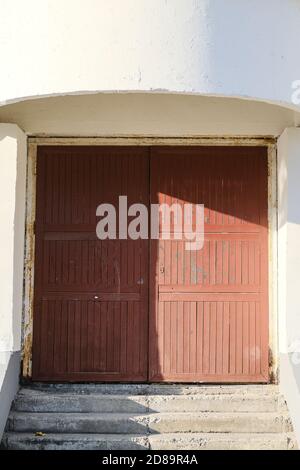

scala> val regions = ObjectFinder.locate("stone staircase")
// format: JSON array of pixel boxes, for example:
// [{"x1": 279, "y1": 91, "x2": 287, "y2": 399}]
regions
[{"x1": 1, "y1": 384, "x2": 297, "y2": 450}]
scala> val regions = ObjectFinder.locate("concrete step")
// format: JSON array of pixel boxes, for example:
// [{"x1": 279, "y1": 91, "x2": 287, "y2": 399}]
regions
[
  {"x1": 23, "y1": 383, "x2": 280, "y2": 396},
  {"x1": 2, "y1": 431, "x2": 297, "y2": 450},
  {"x1": 13, "y1": 389, "x2": 286, "y2": 413},
  {"x1": 2, "y1": 385, "x2": 296, "y2": 450},
  {"x1": 7, "y1": 411, "x2": 293, "y2": 434},
  {"x1": 150, "y1": 432, "x2": 298, "y2": 450}
]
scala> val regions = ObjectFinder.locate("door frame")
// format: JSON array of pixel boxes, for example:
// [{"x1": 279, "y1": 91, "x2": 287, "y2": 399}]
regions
[{"x1": 22, "y1": 136, "x2": 278, "y2": 383}]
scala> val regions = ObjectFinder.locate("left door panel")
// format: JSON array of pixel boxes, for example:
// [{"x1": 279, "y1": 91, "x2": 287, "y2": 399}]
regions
[{"x1": 32, "y1": 146, "x2": 149, "y2": 381}]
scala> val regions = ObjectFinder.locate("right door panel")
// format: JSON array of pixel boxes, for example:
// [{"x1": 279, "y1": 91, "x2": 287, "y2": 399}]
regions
[{"x1": 149, "y1": 146, "x2": 269, "y2": 383}]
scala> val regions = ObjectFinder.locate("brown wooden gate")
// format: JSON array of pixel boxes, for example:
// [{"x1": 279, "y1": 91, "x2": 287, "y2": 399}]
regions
[
  {"x1": 32, "y1": 146, "x2": 149, "y2": 381},
  {"x1": 149, "y1": 146, "x2": 269, "y2": 382},
  {"x1": 32, "y1": 145, "x2": 269, "y2": 383}
]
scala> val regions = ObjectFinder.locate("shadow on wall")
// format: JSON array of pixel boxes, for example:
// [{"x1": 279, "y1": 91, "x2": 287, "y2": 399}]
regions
[{"x1": 0, "y1": 351, "x2": 20, "y2": 439}]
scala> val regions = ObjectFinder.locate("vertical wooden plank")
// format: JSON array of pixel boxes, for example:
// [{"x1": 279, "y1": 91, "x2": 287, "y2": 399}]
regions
[
  {"x1": 87, "y1": 300, "x2": 95, "y2": 371},
  {"x1": 216, "y1": 240, "x2": 223, "y2": 285},
  {"x1": 61, "y1": 299, "x2": 68, "y2": 374},
  {"x1": 241, "y1": 241, "x2": 249, "y2": 285},
  {"x1": 67, "y1": 300, "x2": 75, "y2": 372},
  {"x1": 223, "y1": 240, "x2": 229, "y2": 286},
  {"x1": 203, "y1": 302, "x2": 210, "y2": 374},
  {"x1": 73, "y1": 300, "x2": 81, "y2": 372},
  {"x1": 119, "y1": 301, "x2": 127, "y2": 374},
  {"x1": 93, "y1": 300, "x2": 101, "y2": 371},
  {"x1": 164, "y1": 301, "x2": 171, "y2": 374},
  {"x1": 170, "y1": 301, "x2": 177, "y2": 374},
  {"x1": 222, "y1": 301, "x2": 230, "y2": 374},
  {"x1": 249, "y1": 301, "x2": 256, "y2": 375},
  {"x1": 229, "y1": 302, "x2": 236, "y2": 374},
  {"x1": 210, "y1": 240, "x2": 216, "y2": 286},
  {"x1": 171, "y1": 240, "x2": 178, "y2": 285},
  {"x1": 165, "y1": 240, "x2": 171, "y2": 286},
  {"x1": 126, "y1": 300, "x2": 134, "y2": 375},
  {"x1": 248, "y1": 241, "x2": 255, "y2": 287},
  {"x1": 133, "y1": 301, "x2": 141, "y2": 374},
  {"x1": 255, "y1": 301, "x2": 261, "y2": 375},
  {"x1": 177, "y1": 301, "x2": 184, "y2": 373},
  {"x1": 190, "y1": 301, "x2": 197, "y2": 374},
  {"x1": 177, "y1": 240, "x2": 184, "y2": 285},
  {"x1": 203, "y1": 239, "x2": 210, "y2": 286},
  {"x1": 236, "y1": 302, "x2": 243, "y2": 375},
  {"x1": 196, "y1": 301, "x2": 204, "y2": 374},
  {"x1": 38, "y1": 300, "x2": 48, "y2": 373},
  {"x1": 46, "y1": 300, "x2": 55, "y2": 375},
  {"x1": 209, "y1": 302, "x2": 217, "y2": 374},
  {"x1": 80, "y1": 300, "x2": 88, "y2": 371},
  {"x1": 183, "y1": 302, "x2": 190, "y2": 373},
  {"x1": 184, "y1": 245, "x2": 191, "y2": 286},
  {"x1": 243, "y1": 302, "x2": 250, "y2": 375},
  {"x1": 216, "y1": 302, "x2": 223, "y2": 375},
  {"x1": 229, "y1": 239, "x2": 236, "y2": 285},
  {"x1": 236, "y1": 240, "x2": 242, "y2": 286}
]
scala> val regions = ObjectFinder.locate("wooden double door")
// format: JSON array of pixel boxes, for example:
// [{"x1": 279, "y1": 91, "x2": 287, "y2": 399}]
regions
[{"x1": 32, "y1": 145, "x2": 269, "y2": 383}]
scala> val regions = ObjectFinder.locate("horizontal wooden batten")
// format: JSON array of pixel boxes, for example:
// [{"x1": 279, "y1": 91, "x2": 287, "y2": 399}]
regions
[
  {"x1": 159, "y1": 285, "x2": 261, "y2": 293},
  {"x1": 159, "y1": 293, "x2": 261, "y2": 301},
  {"x1": 41, "y1": 293, "x2": 143, "y2": 301},
  {"x1": 31, "y1": 373, "x2": 148, "y2": 382},
  {"x1": 160, "y1": 227, "x2": 261, "y2": 235},
  {"x1": 43, "y1": 232, "x2": 99, "y2": 240},
  {"x1": 150, "y1": 374, "x2": 268, "y2": 383},
  {"x1": 41, "y1": 229, "x2": 262, "y2": 238}
]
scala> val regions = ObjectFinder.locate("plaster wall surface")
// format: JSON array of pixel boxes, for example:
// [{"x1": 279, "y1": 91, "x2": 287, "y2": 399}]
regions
[
  {"x1": 1, "y1": 0, "x2": 300, "y2": 112},
  {"x1": 0, "y1": 124, "x2": 26, "y2": 439},
  {"x1": 278, "y1": 128, "x2": 300, "y2": 445},
  {"x1": 0, "y1": 94, "x2": 297, "y2": 138}
]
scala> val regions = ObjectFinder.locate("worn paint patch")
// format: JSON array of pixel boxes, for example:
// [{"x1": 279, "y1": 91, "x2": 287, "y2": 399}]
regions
[{"x1": 22, "y1": 143, "x2": 36, "y2": 378}]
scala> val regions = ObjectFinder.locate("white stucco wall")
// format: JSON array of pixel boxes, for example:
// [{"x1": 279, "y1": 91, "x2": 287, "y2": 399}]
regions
[
  {"x1": 278, "y1": 128, "x2": 300, "y2": 444},
  {"x1": 1, "y1": 0, "x2": 300, "y2": 447},
  {"x1": 0, "y1": 125, "x2": 27, "y2": 353},
  {"x1": 1, "y1": 0, "x2": 300, "y2": 111},
  {"x1": 0, "y1": 124, "x2": 26, "y2": 439}
]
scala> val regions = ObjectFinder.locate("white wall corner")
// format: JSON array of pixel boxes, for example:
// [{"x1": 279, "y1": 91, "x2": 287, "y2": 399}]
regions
[
  {"x1": 0, "y1": 124, "x2": 27, "y2": 354},
  {"x1": 278, "y1": 127, "x2": 300, "y2": 445},
  {"x1": 0, "y1": 124, "x2": 26, "y2": 440}
]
